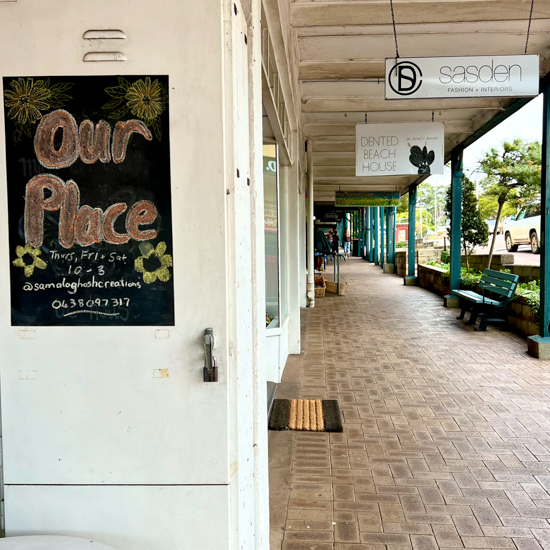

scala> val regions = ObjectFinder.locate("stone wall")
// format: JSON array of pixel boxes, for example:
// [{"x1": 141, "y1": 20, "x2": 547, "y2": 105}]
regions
[
  {"x1": 396, "y1": 249, "x2": 445, "y2": 277},
  {"x1": 418, "y1": 264, "x2": 450, "y2": 297},
  {"x1": 507, "y1": 296, "x2": 539, "y2": 337},
  {"x1": 463, "y1": 253, "x2": 515, "y2": 272},
  {"x1": 396, "y1": 250, "x2": 407, "y2": 277},
  {"x1": 506, "y1": 264, "x2": 540, "y2": 284}
]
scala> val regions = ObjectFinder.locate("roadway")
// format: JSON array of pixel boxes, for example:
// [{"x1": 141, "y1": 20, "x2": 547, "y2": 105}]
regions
[{"x1": 476, "y1": 234, "x2": 541, "y2": 266}]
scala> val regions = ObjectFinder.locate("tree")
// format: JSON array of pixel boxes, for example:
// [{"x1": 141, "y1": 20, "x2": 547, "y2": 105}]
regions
[
  {"x1": 478, "y1": 193, "x2": 517, "y2": 221},
  {"x1": 445, "y1": 175, "x2": 489, "y2": 271},
  {"x1": 478, "y1": 139, "x2": 541, "y2": 267}
]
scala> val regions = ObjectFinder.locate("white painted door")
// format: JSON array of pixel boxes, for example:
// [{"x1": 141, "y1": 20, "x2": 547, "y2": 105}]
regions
[{"x1": 0, "y1": 1, "x2": 252, "y2": 545}]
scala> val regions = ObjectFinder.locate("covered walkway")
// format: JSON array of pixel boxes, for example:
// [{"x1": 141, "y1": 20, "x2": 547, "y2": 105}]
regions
[{"x1": 270, "y1": 258, "x2": 550, "y2": 550}]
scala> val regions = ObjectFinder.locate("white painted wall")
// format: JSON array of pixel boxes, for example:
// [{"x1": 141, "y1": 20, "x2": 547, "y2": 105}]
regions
[
  {"x1": 287, "y1": 131, "x2": 303, "y2": 355},
  {"x1": 0, "y1": 1, "x2": 267, "y2": 548},
  {"x1": 241, "y1": 0, "x2": 270, "y2": 547}
]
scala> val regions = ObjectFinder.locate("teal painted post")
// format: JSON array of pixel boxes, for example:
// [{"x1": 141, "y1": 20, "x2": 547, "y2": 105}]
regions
[
  {"x1": 392, "y1": 206, "x2": 397, "y2": 263},
  {"x1": 538, "y1": 78, "x2": 549, "y2": 339},
  {"x1": 387, "y1": 207, "x2": 396, "y2": 265},
  {"x1": 407, "y1": 186, "x2": 417, "y2": 279},
  {"x1": 363, "y1": 208, "x2": 367, "y2": 257},
  {"x1": 366, "y1": 208, "x2": 372, "y2": 260},
  {"x1": 380, "y1": 206, "x2": 385, "y2": 269},
  {"x1": 370, "y1": 208, "x2": 375, "y2": 262},
  {"x1": 374, "y1": 207, "x2": 380, "y2": 265},
  {"x1": 359, "y1": 209, "x2": 363, "y2": 257},
  {"x1": 361, "y1": 208, "x2": 365, "y2": 257},
  {"x1": 449, "y1": 148, "x2": 463, "y2": 297}
]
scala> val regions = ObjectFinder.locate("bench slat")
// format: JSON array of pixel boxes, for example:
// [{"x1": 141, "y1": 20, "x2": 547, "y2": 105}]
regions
[
  {"x1": 480, "y1": 274, "x2": 517, "y2": 290},
  {"x1": 479, "y1": 283, "x2": 513, "y2": 298},
  {"x1": 483, "y1": 269, "x2": 519, "y2": 283},
  {"x1": 452, "y1": 290, "x2": 499, "y2": 305}
]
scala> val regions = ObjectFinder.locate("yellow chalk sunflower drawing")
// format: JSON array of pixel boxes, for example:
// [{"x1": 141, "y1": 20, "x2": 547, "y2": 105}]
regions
[
  {"x1": 134, "y1": 241, "x2": 172, "y2": 284},
  {"x1": 4, "y1": 77, "x2": 74, "y2": 142},
  {"x1": 12, "y1": 244, "x2": 47, "y2": 277},
  {"x1": 4, "y1": 78, "x2": 50, "y2": 126},
  {"x1": 126, "y1": 77, "x2": 166, "y2": 125}
]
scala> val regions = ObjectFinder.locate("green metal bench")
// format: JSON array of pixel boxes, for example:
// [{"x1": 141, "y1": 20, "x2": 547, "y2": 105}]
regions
[{"x1": 453, "y1": 268, "x2": 519, "y2": 331}]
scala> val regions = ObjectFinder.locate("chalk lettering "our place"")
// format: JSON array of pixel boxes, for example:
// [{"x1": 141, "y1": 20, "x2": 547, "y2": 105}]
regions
[{"x1": 25, "y1": 109, "x2": 157, "y2": 249}]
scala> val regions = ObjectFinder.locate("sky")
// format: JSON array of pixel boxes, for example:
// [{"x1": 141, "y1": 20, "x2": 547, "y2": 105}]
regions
[
  {"x1": 424, "y1": 94, "x2": 543, "y2": 187},
  {"x1": 463, "y1": 94, "x2": 543, "y2": 177}
]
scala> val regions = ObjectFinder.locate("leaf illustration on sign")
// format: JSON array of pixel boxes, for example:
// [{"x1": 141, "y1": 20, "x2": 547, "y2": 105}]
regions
[{"x1": 409, "y1": 145, "x2": 435, "y2": 175}]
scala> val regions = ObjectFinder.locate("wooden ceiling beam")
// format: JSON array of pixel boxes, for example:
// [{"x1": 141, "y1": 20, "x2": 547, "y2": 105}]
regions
[
  {"x1": 303, "y1": 121, "x2": 471, "y2": 137},
  {"x1": 291, "y1": 1, "x2": 549, "y2": 28},
  {"x1": 296, "y1": 19, "x2": 550, "y2": 38},
  {"x1": 301, "y1": 97, "x2": 506, "y2": 113}
]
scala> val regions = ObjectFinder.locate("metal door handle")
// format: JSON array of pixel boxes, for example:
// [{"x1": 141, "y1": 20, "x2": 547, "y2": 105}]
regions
[{"x1": 203, "y1": 327, "x2": 218, "y2": 382}]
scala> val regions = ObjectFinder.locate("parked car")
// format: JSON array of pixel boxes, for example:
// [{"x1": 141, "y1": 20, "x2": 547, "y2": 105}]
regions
[
  {"x1": 486, "y1": 219, "x2": 502, "y2": 235},
  {"x1": 503, "y1": 202, "x2": 541, "y2": 254}
]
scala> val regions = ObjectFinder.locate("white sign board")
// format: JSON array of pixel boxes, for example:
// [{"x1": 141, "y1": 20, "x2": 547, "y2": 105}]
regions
[
  {"x1": 385, "y1": 55, "x2": 539, "y2": 99},
  {"x1": 355, "y1": 122, "x2": 444, "y2": 177}
]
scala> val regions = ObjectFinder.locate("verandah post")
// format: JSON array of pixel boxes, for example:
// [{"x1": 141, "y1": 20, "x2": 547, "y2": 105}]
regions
[
  {"x1": 528, "y1": 76, "x2": 550, "y2": 358},
  {"x1": 384, "y1": 206, "x2": 396, "y2": 273},
  {"x1": 374, "y1": 207, "x2": 380, "y2": 265},
  {"x1": 444, "y1": 148, "x2": 463, "y2": 308},
  {"x1": 380, "y1": 206, "x2": 385, "y2": 269},
  {"x1": 405, "y1": 186, "x2": 417, "y2": 285},
  {"x1": 365, "y1": 206, "x2": 372, "y2": 261}
]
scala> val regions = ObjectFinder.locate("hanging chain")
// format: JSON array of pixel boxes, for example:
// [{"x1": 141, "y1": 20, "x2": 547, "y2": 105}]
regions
[
  {"x1": 389, "y1": 0, "x2": 400, "y2": 58},
  {"x1": 525, "y1": 0, "x2": 535, "y2": 54}
]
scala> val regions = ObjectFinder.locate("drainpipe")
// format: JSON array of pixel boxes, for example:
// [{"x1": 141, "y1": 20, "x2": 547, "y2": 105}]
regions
[
  {"x1": 444, "y1": 148, "x2": 463, "y2": 308},
  {"x1": 528, "y1": 76, "x2": 550, "y2": 358},
  {"x1": 307, "y1": 140, "x2": 315, "y2": 308},
  {"x1": 405, "y1": 186, "x2": 417, "y2": 285}
]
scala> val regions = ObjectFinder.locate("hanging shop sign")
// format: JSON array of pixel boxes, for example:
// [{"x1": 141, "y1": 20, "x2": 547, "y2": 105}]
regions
[
  {"x1": 335, "y1": 191, "x2": 400, "y2": 207},
  {"x1": 385, "y1": 55, "x2": 539, "y2": 100},
  {"x1": 3, "y1": 75, "x2": 175, "y2": 326},
  {"x1": 355, "y1": 122, "x2": 444, "y2": 177}
]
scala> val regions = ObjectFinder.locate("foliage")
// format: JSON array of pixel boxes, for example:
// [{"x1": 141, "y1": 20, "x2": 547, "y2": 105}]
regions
[
  {"x1": 515, "y1": 279, "x2": 541, "y2": 319},
  {"x1": 417, "y1": 182, "x2": 448, "y2": 233},
  {"x1": 478, "y1": 194, "x2": 517, "y2": 220},
  {"x1": 478, "y1": 139, "x2": 541, "y2": 266},
  {"x1": 440, "y1": 250, "x2": 450, "y2": 263},
  {"x1": 444, "y1": 175, "x2": 489, "y2": 270},
  {"x1": 396, "y1": 241, "x2": 407, "y2": 248},
  {"x1": 480, "y1": 139, "x2": 541, "y2": 204},
  {"x1": 397, "y1": 194, "x2": 409, "y2": 215}
]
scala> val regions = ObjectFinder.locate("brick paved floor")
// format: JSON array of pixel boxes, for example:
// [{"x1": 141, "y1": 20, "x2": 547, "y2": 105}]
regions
[{"x1": 269, "y1": 258, "x2": 550, "y2": 550}]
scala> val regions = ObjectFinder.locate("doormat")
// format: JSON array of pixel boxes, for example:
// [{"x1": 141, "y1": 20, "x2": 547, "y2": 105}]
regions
[{"x1": 269, "y1": 399, "x2": 343, "y2": 432}]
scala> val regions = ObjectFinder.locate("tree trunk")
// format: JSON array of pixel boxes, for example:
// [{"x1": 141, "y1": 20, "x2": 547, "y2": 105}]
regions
[{"x1": 487, "y1": 200, "x2": 505, "y2": 269}]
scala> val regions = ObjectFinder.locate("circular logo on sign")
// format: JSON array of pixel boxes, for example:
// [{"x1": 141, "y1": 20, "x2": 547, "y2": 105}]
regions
[{"x1": 388, "y1": 61, "x2": 423, "y2": 96}]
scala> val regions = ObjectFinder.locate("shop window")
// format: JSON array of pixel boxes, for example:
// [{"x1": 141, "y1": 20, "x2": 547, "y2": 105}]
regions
[{"x1": 264, "y1": 144, "x2": 280, "y2": 328}]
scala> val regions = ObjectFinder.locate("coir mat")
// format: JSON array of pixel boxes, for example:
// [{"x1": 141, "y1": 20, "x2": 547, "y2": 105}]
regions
[{"x1": 269, "y1": 399, "x2": 343, "y2": 432}]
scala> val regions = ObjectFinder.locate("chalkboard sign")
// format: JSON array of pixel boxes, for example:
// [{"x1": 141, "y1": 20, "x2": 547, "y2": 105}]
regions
[{"x1": 3, "y1": 75, "x2": 175, "y2": 325}]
